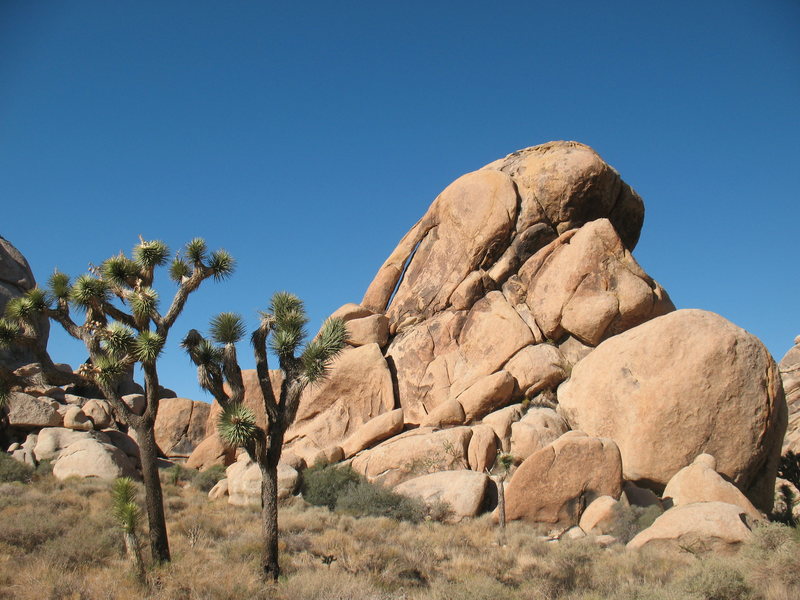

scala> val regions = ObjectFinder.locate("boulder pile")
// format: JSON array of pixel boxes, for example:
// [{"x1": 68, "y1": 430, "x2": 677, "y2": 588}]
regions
[{"x1": 3, "y1": 142, "x2": 791, "y2": 553}]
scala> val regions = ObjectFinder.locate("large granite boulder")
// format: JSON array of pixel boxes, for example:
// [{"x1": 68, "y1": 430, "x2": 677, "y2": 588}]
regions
[
  {"x1": 504, "y1": 431, "x2": 623, "y2": 526},
  {"x1": 52, "y1": 438, "x2": 138, "y2": 480},
  {"x1": 6, "y1": 392, "x2": 62, "y2": 428},
  {"x1": 0, "y1": 237, "x2": 49, "y2": 370},
  {"x1": 558, "y1": 309, "x2": 787, "y2": 512},
  {"x1": 394, "y1": 470, "x2": 490, "y2": 520},
  {"x1": 225, "y1": 453, "x2": 299, "y2": 505},
  {"x1": 779, "y1": 336, "x2": 800, "y2": 453},
  {"x1": 627, "y1": 502, "x2": 754, "y2": 555},
  {"x1": 154, "y1": 397, "x2": 211, "y2": 458}
]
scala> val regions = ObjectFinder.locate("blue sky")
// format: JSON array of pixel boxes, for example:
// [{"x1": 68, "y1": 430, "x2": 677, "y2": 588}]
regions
[{"x1": 2, "y1": 1, "x2": 798, "y2": 400}]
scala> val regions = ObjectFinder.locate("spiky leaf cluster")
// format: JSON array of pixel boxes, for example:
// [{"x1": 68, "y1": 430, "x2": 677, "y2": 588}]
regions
[
  {"x1": 210, "y1": 312, "x2": 245, "y2": 345},
  {"x1": 134, "y1": 331, "x2": 165, "y2": 363},
  {"x1": 301, "y1": 317, "x2": 346, "y2": 383},
  {"x1": 94, "y1": 355, "x2": 126, "y2": 386},
  {"x1": 102, "y1": 322, "x2": 136, "y2": 358},
  {"x1": 130, "y1": 288, "x2": 159, "y2": 320},
  {"x1": 4, "y1": 289, "x2": 49, "y2": 325},
  {"x1": 269, "y1": 292, "x2": 308, "y2": 358},
  {"x1": 102, "y1": 255, "x2": 140, "y2": 288},
  {"x1": 218, "y1": 403, "x2": 258, "y2": 448},
  {"x1": 70, "y1": 275, "x2": 110, "y2": 308},
  {"x1": 133, "y1": 240, "x2": 169, "y2": 270},
  {"x1": 497, "y1": 452, "x2": 515, "y2": 474},
  {"x1": 208, "y1": 249, "x2": 235, "y2": 281},
  {"x1": 185, "y1": 238, "x2": 207, "y2": 264},
  {"x1": 111, "y1": 477, "x2": 140, "y2": 534},
  {"x1": 0, "y1": 319, "x2": 18, "y2": 348},
  {"x1": 169, "y1": 257, "x2": 191, "y2": 282},
  {"x1": 48, "y1": 271, "x2": 71, "y2": 300}
]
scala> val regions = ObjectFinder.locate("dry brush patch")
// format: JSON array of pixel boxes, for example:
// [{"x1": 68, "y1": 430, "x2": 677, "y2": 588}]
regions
[{"x1": 1, "y1": 474, "x2": 799, "y2": 600}]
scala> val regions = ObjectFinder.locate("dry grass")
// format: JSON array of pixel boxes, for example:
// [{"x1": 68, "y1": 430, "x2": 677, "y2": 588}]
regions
[{"x1": 1, "y1": 475, "x2": 799, "y2": 600}]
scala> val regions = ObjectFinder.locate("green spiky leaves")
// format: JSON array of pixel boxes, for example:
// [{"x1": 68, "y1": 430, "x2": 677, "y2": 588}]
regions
[
  {"x1": 48, "y1": 270, "x2": 72, "y2": 301},
  {"x1": 217, "y1": 403, "x2": 258, "y2": 448},
  {"x1": 70, "y1": 275, "x2": 110, "y2": 308},
  {"x1": 0, "y1": 319, "x2": 18, "y2": 348},
  {"x1": 268, "y1": 292, "x2": 308, "y2": 358},
  {"x1": 301, "y1": 317, "x2": 346, "y2": 384},
  {"x1": 102, "y1": 322, "x2": 136, "y2": 358},
  {"x1": 210, "y1": 312, "x2": 245, "y2": 345},
  {"x1": 133, "y1": 239, "x2": 169, "y2": 270},
  {"x1": 130, "y1": 287, "x2": 159, "y2": 320},
  {"x1": 185, "y1": 238, "x2": 208, "y2": 264},
  {"x1": 169, "y1": 257, "x2": 191, "y2": 283},
  {"x1": 208, "y1": 249, "x2": 235, "y2": 281},
  {"x1": 134, "y1": 330, "x2": 164, "y2": 363},
  {"x1": 111, "y1": 477, "x2": 140, "y2": 534},
  {"x1": 102, "y1": 254, "x2": 140, "y2": 288},
  {"x1": 94, "y1": 355, "x2": 126, "y2": 386}
]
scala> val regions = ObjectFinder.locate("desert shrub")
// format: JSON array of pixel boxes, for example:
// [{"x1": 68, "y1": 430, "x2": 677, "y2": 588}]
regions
[
  {"x1": 33, "y1": 458, "x2": 53, "y2": 479},
  {"x1": 609, "y1": 503, "x2": 664, "y2": 543},
  {"x1": 0, "y1": 452, "x2": 33, "y2": 483},
  {"x1": 163, "y1": 463, "x2": 194, "y2": 486},
  {"x1": 678, "y1": 557, "x2": 754, "y2": 600},
  {"x1": 770, "y1": 483, "x2": 797, "y2": 527},
  {"x1": 192, "y1": 464, "x2": 227, "y2": 492},
  {"x1": 335, "y1": 480, "x2": 425, "y2": 523},
  {"x1": 301, "y1": 464, "x2": 362, "y2": 510}
]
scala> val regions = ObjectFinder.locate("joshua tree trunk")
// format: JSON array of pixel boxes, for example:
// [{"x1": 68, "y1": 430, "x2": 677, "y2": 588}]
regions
[
  {"x1": 135, "y1": 423, "x2": 171, "y2": 563},
  {"x1": 495, "y1": 475, "x2": 507, "y2": 546},
  {"x1": 122, "y1": 530, "x2": 146, "y2": 582},
  {"x1": 259, "y1": 458, "x2": 280, "y2": 582}
]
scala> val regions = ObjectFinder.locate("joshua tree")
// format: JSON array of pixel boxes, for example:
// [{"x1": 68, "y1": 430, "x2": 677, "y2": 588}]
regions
[
  {"x1": 0, "y1": 237, "x2": 233, "y2": 563},
  {"x1": 112, "y1": 477, "x2": 146, "y2": 581},
  {"x1": 182, "y1": 292, "x2": 346, "y2": 581},
  {"x1": 492, "y1": 451, "x2": 515, "y2": 545}
]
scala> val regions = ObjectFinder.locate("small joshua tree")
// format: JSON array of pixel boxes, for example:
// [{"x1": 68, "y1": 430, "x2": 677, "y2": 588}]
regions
[
  {"x1": 183, "y1": 292, "x2": 346, "y2": 581},
  {"x1": 493, "y1": 451, "x2": 515, "y2": 544},
  {"x1": 0, "y1": 237, "x2": 233, "y2": 563},
  {"x1": 112, "y1": 477, "x2": 145, "y2": 581}
]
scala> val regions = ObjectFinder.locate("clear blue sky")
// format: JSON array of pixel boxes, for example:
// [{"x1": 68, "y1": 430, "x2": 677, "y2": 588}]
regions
[{"x1": 2, "y1": 1, "x2": 798, "y2": 400}]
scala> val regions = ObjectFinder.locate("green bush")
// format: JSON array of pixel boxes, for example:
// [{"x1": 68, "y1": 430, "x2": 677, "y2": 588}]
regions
[
  {"x1": 163, "y1": 463, "x2": 194, "y2": 486},
  {"x1": 0, "y1": 451, "x2": 33, "y2": 483},
  {"x1": 301, "y1": 464, "x2": 362, "y2": 510},
  {"x1": 335, "y1": 481, "x2": 425, "y2": 523},
  {"x1": 193, "y1": 464, "x2": 227, "y2": 492}
]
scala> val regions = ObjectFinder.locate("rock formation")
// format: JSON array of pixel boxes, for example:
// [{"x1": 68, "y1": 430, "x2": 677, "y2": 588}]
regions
[{"x1": 3, "y1": 141, "x2": 790, "y2": 551}]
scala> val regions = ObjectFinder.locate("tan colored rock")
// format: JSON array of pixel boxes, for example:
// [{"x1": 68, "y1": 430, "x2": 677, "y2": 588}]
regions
[
  {"x1": 102, "y1": 430, "x2": 140, "y2": 464},
  {"x1": 504, "y1": 431, "x2": 623, "y2": 526},
  {"x1": 518, "y1": 219, "x2": 673, "y2": 345},
  {"x1": 208, "y1": 478, "x2": 228, "y2": 500},
  {"x1": 558, "y1": 309, "x2": 787, "y2": 513},
  {"x1": 386, "y1": 292, "x2": 532, "y2": 425},
  {"x1": 394, "y1": 470, "x2": 490, "y2": 520},
  {"x1": 509, "y1": 407, "x2": 569, "y2": 462},
  {"x1": 371, "y1": 170, "x2": 519, "y2": 330},
  {"x1": 420, "y1": 398, "x2": 465, "y2": 428},
  {"x1": 579, "y1": 495, "x2": 622, "y2": 535},
  {"x1": 482, "y1": 404, "x2": 523, "y2": 452},
  {"x1": 346, "y1": 314, "x2": 389, "y2": 347},
  {"x1": 779, "y1": 340, "x2": 800, "y2": 452},
  {"x1": 154, "y1": 397, "x2": 211, "y2": 458},
  {"x1": 308, "y1": 446, "x2": 344, "y2": 468},
  {"x1": 330, "y1": 303, "x2": 374, "y2": 322},
  {"x1": 455, "y1": 371, "x2": 515, "y2": 422},
  {"x1": 33, "y1": 427, "x2": 97, "y2": 462},
  {"x1": 207, "y1": 369, "x2": 283, "y2": 435},
  {"x1": 482, "y1": 141, "x2": 644, "y2": 249},
  {"x1": 340, "y1": 408, "x2": 404, "y2": 459},
  {"x1": 286, "y1": 344, "x2": 396, "y2": 453},
  {"x1": 351, "y1": 427, "x2": 472, "y2": 487},
  {"x1": 121, "y1": 393, "x2": 145, "y2": 416},
  {"x1": 504, "y1": 344, "x2": 569, "y2": 397},
  {"x1": 52, "y1": 438, "x2": 138, "y2": 480},
  {"x1": 226, "y1": 454, "x2": 299, "y2": 505},
  {"x1": 6, "y1": 392, "x2": 62, "y2": 428},
  {"x1": 63, "y1": 406, "x2": 93, "y2": 431},
  {"x1": 468, "y1": 424, "x2": 498, "y2": 472},
  {"x1": 82, "y1": 399, "x2": 113, "y2": 429},
  {"x1": 662, "y1": 454, "x2": 763, "y2": 522},
  {"x1": 627, "y1": 502, "x2": 753, "y2": 554},
  {"x1": 186, "y1": 433, "x2": 236, "y2": 471}
]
